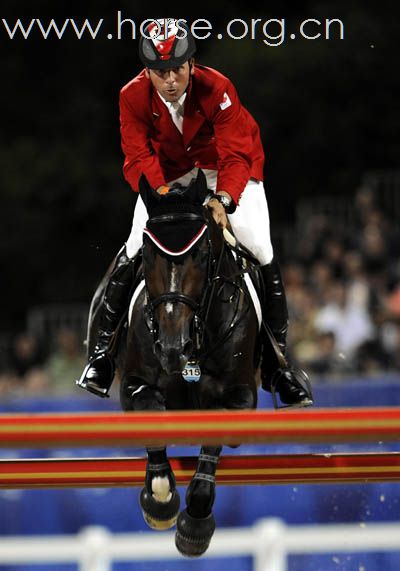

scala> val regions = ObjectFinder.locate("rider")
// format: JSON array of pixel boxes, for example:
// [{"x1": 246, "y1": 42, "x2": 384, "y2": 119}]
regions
[{"x1": 77, "y1": 18, "x2": 313, "y2": 407}]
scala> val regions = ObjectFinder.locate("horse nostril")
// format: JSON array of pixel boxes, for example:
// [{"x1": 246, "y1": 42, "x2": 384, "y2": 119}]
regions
[
  {"x1": 183, "y1": 340, "x2": 193, "y2": 357},
  {"x1": 154, "y1": 340, "x2": 162, "y2": 357}
]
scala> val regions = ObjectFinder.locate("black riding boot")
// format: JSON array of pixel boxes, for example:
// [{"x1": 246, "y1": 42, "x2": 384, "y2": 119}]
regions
[
  {"x1": 77, "y1": 246, "x2": 135, "y2": 398},
  {"x1": 259, "y1": 260, "x2": 313, "y2": 408}
]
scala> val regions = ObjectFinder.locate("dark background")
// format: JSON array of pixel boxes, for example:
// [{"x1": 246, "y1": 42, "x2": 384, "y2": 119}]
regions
[{"x1": 0, "y1": 1, "x2": 399, "y2": 332}]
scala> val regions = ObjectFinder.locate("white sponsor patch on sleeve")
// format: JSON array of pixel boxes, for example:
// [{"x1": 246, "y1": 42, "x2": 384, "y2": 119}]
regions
[{"x1": 219, "y1": 92, "x2": 232, "y2": 110}]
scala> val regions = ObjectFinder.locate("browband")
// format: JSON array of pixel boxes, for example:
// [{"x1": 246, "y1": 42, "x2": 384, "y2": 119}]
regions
[{"x1": 148, "y1": 213, "x2": 205, "y2": 224}]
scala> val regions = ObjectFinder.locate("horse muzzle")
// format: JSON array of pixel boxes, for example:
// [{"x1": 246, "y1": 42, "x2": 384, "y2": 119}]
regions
[{"x1": 154, "y1": 340, "x2": 194, "y2": 375}]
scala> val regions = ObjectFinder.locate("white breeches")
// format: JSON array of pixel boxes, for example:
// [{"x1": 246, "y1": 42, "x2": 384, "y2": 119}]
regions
[{"x1": 125, "y1": 168, "x2": 274, "y2": 265}]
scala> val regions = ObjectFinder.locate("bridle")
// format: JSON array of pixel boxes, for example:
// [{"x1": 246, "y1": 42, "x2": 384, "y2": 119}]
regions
[{"x1": 143, "y1": 211, "x2": 225, "y2": 357}]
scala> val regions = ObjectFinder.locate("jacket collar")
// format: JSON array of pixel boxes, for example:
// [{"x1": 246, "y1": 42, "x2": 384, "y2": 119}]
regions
[
  {"x1": 157, "y1": 91, "x2": 187, "y2": 111},
  {"x1": 182, "y1": 79, "x2": 206, "y2": 145}
]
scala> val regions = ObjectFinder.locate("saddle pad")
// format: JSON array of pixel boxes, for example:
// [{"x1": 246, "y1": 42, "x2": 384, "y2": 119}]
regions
[
  {"x1": 128, "y1": 280, "x2": 145, "y2": 325},
  {"x1": 223, "y1": 230, "x2": 262, "y2": 329},
  {"x1": 243, "y1": 273, "x2": 262, "y2": 329}
]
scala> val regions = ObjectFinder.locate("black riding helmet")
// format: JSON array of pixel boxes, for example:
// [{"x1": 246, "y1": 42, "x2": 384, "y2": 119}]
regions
[{"x1": 139, "y1": 19, "x2": 196, "y2": 70}]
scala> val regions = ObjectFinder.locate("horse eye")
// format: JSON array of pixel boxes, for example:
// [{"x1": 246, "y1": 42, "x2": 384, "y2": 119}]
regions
[{"x1": 198, "y1": 250, "x2": 209, "y2": 263}]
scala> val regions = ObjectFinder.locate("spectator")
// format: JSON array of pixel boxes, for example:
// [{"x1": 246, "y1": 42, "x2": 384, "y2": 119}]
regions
[
  {"x1": 354, "y1": 186, "x2": 376, "y2": 228},
  {"x1": 358, "y1": 222, "x2": 389, "y2": 276},
  {"x1": 385, "y1": 282, "x2": 400, "y2": 319},
  {"x1": 0, "y1": 332, "x2": 49, "y2": 397},
  {"x1": 385, "y1": 322, "x2": 400, "y2": 371},
  {"x1": 9, "y1": 332, "x2": 45, "y2": 378},
  {"x1": 296, "y1": 213, "x2": 334, "y2": 265},
  {"x1": 342, "y1": 251, "x2": 372, "y2": 312},
  {"x1": 306, "y1": 331, "x2": 342, "y2": 376},
  {"x1": 309, "y1": 259, "x2": 335, "y2": 305},
  {"x1": 313, "y1": 281, "x2": 375, "y2": 364},
  {"x1": 322, "y1": 238, "x2": 346, "y2": 280},
  {"x1": 355, "y1": 339, "x2": 391, "y2": 375},
  {"x1": 45, "y1": 328, "x2": 85, "y2": 395}
]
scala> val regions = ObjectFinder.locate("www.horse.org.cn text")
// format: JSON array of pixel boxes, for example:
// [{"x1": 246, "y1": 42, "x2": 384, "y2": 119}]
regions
[{"x1": 1, "y1": 14, "x2": 345, "y2": 46}]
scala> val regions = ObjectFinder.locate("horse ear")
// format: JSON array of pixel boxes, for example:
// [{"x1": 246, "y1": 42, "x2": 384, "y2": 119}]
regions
[
  {"x1": 195, "y1": 169, "x2": 209, "y2": 203},
  {"x1": 185, "y1": 169, "x2": 209, "y2": 204},
  {"x1": 138, "y1": 174, "x2": 161, "y2": 213}
]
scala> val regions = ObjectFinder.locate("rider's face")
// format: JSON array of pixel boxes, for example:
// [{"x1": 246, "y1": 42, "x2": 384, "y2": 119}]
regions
[{"x1": 145, "y1": 61, "x2": 193, "y2": 102}]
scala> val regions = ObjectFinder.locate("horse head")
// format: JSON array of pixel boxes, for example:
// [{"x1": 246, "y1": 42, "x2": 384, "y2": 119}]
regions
[{"x1": 139, "y1": 170, "x2": 221, "y2": 375}]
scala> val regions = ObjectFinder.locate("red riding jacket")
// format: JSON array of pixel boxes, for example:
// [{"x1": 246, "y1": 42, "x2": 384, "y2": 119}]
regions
[{"x1": 119, "y1": 65, "x2": 265, "y2": 204}]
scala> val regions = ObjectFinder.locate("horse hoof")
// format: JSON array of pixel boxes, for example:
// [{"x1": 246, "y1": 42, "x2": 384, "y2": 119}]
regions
[
  {"x1": 139, "y1": 488, "x2": 180, "y2": 530},
  {"x1": 175, "y1": 509, "x2": 216, "y2": 557}
]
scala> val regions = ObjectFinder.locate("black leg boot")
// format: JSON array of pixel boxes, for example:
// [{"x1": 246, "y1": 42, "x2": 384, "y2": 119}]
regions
[
  {"x1": 259, "y1": 260, "x2": 313, "y2": 408},
  {"x1": 76, "y1": 246, "x2": 136, "y2": 397}
]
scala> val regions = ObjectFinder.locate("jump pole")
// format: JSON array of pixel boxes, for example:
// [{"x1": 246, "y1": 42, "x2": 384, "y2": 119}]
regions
[
  {"x1": 0, "y1": 407, "x2": 399, "y2": 448},
  {"x1": 1, "y1": 453, "x2": 399, "y2": 489}
]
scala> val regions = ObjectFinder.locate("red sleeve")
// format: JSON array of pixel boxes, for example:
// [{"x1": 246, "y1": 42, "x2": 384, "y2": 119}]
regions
[
  {"x1": 119, "y1": 91, "x2": 166, "y2": 192},
  {"x1": 211, "y1": 81, "x2": 253, "y2": 204}
]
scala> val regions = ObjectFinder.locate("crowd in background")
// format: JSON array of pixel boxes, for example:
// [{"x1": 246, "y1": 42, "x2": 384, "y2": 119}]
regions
[
  {"x1": 0, "y1": 327, "x2": 86, "y2": 398},
  {"x1": 285, "y1": 187, "x2": 400, "y2": 377},
  {"x1": 0, "y1": 187, "x2": 399, "y2": 398}
]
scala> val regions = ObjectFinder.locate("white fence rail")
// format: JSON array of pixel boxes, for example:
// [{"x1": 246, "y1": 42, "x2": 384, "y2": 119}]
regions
[{"x1": 0, "y1": 519, "x2": 399, "y2": 571}]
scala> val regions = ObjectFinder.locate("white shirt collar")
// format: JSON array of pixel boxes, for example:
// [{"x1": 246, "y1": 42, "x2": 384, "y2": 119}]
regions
[{"x1": 157, "y1": 91, "x2": 187, "y2": 110}]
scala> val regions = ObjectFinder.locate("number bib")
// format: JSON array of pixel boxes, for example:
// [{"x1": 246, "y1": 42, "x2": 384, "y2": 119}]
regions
[{"x1": 182, "y1": 361, "x2": 201, "y2": 383}]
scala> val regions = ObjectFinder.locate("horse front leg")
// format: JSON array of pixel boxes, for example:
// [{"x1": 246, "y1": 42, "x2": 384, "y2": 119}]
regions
[
  {"x1": 140, "y1": 445, "x2": 180, "y2": 530},
  {"x1": 175, "y1": 445, "x2": 222, "y2": 557},
  {"x1": 120, "y1": 377, "x2": 180, "y2": 530}
]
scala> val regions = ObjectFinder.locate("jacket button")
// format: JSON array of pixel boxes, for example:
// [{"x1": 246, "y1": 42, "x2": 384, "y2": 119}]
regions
[{"x1": 186, "y1": 146, "x2": 191, "y2": 151}]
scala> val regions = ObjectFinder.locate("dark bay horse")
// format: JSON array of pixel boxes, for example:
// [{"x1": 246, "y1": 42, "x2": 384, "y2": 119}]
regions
[{"x1": 118, "y1": 170, "x2": 260, "y2": 556}]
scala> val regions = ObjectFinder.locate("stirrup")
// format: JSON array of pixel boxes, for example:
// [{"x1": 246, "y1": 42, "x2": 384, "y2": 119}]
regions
[
  {"x1": 76, "y1": 376, "x2": 110, "y2": 398},
  {"x1": 76, "y1": 353, "x2": 115, "y2": 398},
  {"x1": 270, "y1": 368, "x2": 314, "y2": 410}
]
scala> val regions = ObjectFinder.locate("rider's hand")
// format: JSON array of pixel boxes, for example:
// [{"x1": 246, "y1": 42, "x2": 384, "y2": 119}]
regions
[
  {"x1": 156, "y1": 185, "x2": 170, "y2": 195},
  {"x1": 207, "y1": 198, "x2": 228, "y2": 229},
  {"x1": 206, "y1": 192, "x2": 231, "y2": 229}
]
